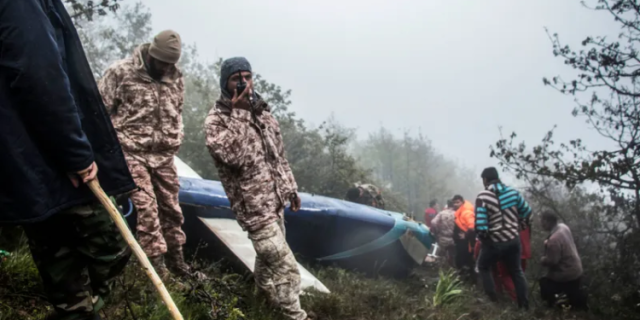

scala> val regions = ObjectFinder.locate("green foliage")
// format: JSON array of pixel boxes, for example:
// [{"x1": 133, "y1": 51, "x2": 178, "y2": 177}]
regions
[
  {"x1": 65, "y1": 0, "x2": 120, "y2": 21},
  {"x1": 76, "y1": 3, "x2": 372, "y2": 198},
  {"x1": 524, "y1": 180, "x2": 640, "y2": 319},
  {"x1": 176, "y1": 53, "x2": 222, "y2": 179},
  {"x1": 76, "y1": 2, "x2": 480, "y2": 216},
  {"x1": 490, "y1": 0, "x2": 640, "y2": 225},
  {"x1": 302, "y1": 267, "x2": 424, "y2": 319},
  {"x1": 0, "y1": 237, "x2": 608, "y2": 320},
  {"x1": 0, "y1": 230, "x2": 49, "y2": 320},
  {"x1": 353, "y1": 128, "x2": 481, "y2": 218},
  {"x1": 490, "y1": 1, "x2": 640, "y2": 317},
  {"x1": 432, "y1": 269, "x2": 463, "y2": 307},
  {"x1": 76, "y1": 2, "x2": 152, "y2": 78},
  {"x1": 102, "y1": 260, "x2": 246, "y2": 320}
]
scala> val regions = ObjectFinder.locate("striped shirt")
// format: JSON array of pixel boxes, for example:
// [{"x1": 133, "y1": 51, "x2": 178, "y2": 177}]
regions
[{"x1": 475, "y1": 182, "x2": 532, "y2": 243}]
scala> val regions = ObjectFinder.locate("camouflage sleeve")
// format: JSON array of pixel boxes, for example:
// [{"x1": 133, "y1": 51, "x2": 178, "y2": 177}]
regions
[
  {"x1": 177, "y1": 76, "x2": 185, "y2": 141},
  {"x1": 204, "y1": 117, "x2": 245, "y2": 169},
  {"x1": 97, "y1": 66, "x2": 120, "y2": 115},
  {"x1": 176, "y1": 76, "x2": 185, "y2": 114},
  {"x1": 273, "y1": 118, "x2": 298, "y2": 192}
]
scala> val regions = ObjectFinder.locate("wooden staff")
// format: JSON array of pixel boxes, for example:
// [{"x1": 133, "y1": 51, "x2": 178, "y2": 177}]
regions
[{"x1": 84, "y1": 178, "x2": 184, "y2": 320}]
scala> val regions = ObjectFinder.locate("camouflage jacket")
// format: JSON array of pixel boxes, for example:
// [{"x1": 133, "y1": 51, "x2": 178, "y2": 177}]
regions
[
  {"x1": 430, "y1": 208, "x2": 455, "y2": 248},
  {"x1": 357, "y1": 183, "x2": 385, "y2": 209},
  {"x1": 98, "y1": 44, "x2": 185, "y2": 162},
  {"x1": 205, "y1": 96, "x2": 297, "y2": 233}
]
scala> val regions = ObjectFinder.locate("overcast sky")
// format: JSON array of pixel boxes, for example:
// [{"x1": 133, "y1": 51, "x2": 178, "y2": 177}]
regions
[{"x1": 140, "y1": 0, "x2": 618, "y2": 175}]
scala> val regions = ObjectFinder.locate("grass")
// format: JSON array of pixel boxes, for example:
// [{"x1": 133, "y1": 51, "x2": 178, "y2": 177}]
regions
[
  {"x1": 0, "y1": 233, "x2": 50, "y2": 320},
  {"x1": 432, "y1": 269, "x2": 463, "y2": 307},
  {"x1": 0, "y1": 230, "x2": 631, "y2": 320}
]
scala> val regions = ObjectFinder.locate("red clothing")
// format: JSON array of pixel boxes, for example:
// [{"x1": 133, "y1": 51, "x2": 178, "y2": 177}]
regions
[
  {"x1": 520, "y1": 227, "x2": 531, "y2": 259},
  {"x1": 424, "y1": 207, "x2": 437, "y2": 228}
]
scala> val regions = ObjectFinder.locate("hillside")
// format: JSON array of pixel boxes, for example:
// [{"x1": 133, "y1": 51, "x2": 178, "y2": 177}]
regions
[{"x1": 0, "y1": 229, "x2": 607, "y2": 320}]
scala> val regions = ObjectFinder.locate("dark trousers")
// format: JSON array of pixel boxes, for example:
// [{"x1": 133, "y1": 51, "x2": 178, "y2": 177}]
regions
[
  {"x1": 453, "y1": 225, "x2": 475, "y2": 273},
  {"x1": 540, "y1": 277, "x2": 588, "y2": 310},
  {"x1": 23, "y1": 203, "x2": 131, "y2": 320},
  {"x1": 454, "y1": 235, "x2": 476, "y2": 285},
  {"x1": 441, "y1": 244, "x2": 456, "y2": 268},
  {"x1": 455, "y1": 238, "x2": 473, "y2": 270},
  {"x1": 477, "y1": 238, "x2": 529, "y2": 309}
]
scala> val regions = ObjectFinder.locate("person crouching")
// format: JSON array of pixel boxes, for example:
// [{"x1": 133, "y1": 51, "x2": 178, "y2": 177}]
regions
[{"x1": 539, "y1": 211, "x2": 588, "y2": 310}]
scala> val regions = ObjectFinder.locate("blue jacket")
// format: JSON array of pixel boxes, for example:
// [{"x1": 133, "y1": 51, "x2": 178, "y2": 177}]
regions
[{"x1": 0, "y1": 0, "x2": 136, "y2": 224}]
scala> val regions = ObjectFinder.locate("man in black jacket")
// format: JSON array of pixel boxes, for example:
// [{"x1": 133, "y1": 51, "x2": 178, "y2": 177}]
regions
[{"x1": 0, "y1": 1, "x2": 137, "y2": 319}]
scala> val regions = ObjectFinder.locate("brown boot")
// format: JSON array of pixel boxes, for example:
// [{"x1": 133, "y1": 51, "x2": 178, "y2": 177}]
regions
[
  {"x1": 166, "y1": 246, "x2": 191, "y2": 278},
  {"x1": 149, "y1": 255, "x2": 170, "y2": 281}
]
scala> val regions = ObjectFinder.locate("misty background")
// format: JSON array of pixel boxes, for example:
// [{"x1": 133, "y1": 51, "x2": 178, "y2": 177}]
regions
[
  {"x1": 2, "y1": 3, "x2": 638, "y2": 319},
  {"x1": 142, "y1": 0, "x2": 618, "y2": 173},
  {"x1": 77, "y1": 0, "x2": 625, "y2": 215}
]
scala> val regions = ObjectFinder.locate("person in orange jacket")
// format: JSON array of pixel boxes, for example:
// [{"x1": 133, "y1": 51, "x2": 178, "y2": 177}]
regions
[{"x1": 452, "y1": 195, "x2": 476, "y2": 278}]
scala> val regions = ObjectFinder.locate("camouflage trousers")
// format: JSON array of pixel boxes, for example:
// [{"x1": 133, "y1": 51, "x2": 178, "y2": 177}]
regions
[
  {"x1": 249, "y1": 220, "x2": 307, "y2": 320},
  {"x1": 126, "y1": 155, "x2": 186, "y2": 258},
  {"x1": 24, "y1": 203, "x2": 131, "y2": 320}
]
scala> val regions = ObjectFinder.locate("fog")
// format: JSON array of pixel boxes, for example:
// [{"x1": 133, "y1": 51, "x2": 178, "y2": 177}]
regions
[{"x1": 139, "y1": 0, "x2": 619, "y2": 174}]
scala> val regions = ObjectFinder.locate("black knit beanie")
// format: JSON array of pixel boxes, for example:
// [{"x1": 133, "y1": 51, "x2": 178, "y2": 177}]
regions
[{"x1": 220, "y1": 57, "x2": 252, "y2": 98}]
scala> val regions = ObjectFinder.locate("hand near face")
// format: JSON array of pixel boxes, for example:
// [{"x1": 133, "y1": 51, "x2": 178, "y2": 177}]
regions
[{"x1": 231, "y1": 81, "x2": 253, "y2": 109}]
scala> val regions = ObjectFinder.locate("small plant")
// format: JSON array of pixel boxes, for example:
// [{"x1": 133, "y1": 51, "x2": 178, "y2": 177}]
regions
[{"x1": 432, "y1": 269, "x2": 463, "y2": 307}]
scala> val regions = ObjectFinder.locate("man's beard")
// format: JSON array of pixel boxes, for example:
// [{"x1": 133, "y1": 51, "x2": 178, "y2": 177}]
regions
[{"x1": 147, "y1": 63, "x2": 164, "y2": 80}]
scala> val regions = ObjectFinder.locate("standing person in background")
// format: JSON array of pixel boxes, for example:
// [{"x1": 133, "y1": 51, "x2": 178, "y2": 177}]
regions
[
  {"x1": 0, "y1": 0, "x2": 136, "y2": 319},
  {"x1": 99, "y1": 30, "x2": 191, "y2": 278},
  {"x1": 452, "y1": 195, "x2": 476, "y2": 277},
  {"x1": 424, "y1": 199, "x2": 439, "y2": 228},
  {"x1": 539, "y1": 211, "x2": 587, "y2": 310},
  {"x1": 430, "y1": 200, "x2": 456, "y2": 267},
  {"x1": 205, "y1": 57, "x2": 311, "y2": 320},
  {"x1": 472, "y1": 216, "x2": 532, "y2": 302},
  {"x1": 358, "y1": 183, "x2": 386, "y2": 209},
  {"x1": 474, "y1": 167, "x2": 530, "y2": 310},
  {"x1": 344, "y1": 183, "x2": 385, "y2": 210}
]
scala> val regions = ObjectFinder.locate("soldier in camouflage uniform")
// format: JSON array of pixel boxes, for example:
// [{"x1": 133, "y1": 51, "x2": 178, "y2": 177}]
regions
[
  {"x1": 0, "y1": 1, "x2": 136, "y2": 319},
  {"x1": 345, "y1": 183, "x2": 386, "y2": 209},
  {"x1": 205, "y1": 57, "x2": 310, "y2": 320},
  {"x1": 98, "y1": 30, "x2": 190, "y2": 278}
]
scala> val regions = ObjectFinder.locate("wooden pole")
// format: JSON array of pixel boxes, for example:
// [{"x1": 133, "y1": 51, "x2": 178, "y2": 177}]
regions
[{"x1": 85, "y1": 179, "x2": 184, "y2": 320}]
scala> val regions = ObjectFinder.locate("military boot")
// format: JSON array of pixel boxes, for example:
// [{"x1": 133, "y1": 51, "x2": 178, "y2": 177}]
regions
[
  {"x1": 166, "y1": 246, "x2": 191, "y2": 278},
  {"x1": 149, "y1": 255, "x2": 170, "y2": 281}
]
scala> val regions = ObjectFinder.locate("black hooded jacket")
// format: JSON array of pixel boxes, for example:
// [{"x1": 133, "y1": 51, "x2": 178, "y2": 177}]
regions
[{"x1": 0, "y1": 0, "x2": 136, "y2": 224}]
